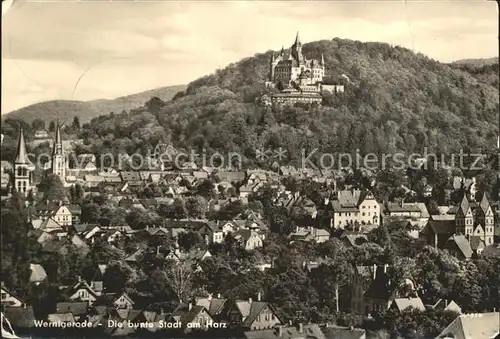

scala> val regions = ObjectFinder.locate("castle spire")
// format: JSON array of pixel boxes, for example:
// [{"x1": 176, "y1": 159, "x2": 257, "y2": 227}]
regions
[
  {"x1": 280, "y1": 46, "x2": 285, "y2": 56},
  {"x1": 15, "y1": 128, "x2": 29, "y2": 164}
]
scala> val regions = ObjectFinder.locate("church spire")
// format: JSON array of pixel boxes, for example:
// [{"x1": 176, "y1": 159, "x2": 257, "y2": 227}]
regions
[
  {"x1": 294, "y1": 31, "x2": 301, "y2": 45},
  {"x1": 52, "y1": 120, "x2": 63, "y2": 155},
  {"x1": 55, "y1": 120, "x2": 62, "y2": 145},
  {"x1": 15, "y1": 128, "x2": 29, "y2": 164}
]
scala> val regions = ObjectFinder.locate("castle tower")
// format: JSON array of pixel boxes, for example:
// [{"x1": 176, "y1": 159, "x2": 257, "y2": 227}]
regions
[
  {"x1": 13, "y1": 128, "x2": 34, "y2": 196},
  {"x1": 51, "y1": 121, "x2": 66, "y2": 182},
  {"x1": 291, "y1": 31, "x2": 304, "y2": 64},
  {"x1": 270, "y1": 53, "x2": 276, "y2": 81}
]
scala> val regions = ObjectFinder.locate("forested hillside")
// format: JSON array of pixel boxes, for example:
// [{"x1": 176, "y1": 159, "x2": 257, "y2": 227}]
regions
[
  {"x1": 2, "y1": 39, "x2": 498, "y2": 166},
  {"x1": 2, "y1": 85, "x2": 186, "y2": 124}
]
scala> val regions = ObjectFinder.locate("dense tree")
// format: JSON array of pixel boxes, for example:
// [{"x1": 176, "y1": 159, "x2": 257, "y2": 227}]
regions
[
  {"x1": 31, "y1": 119, "x2": 46, "y2": 131},
  {"x1": 48, "y1": 121, "x2": 56, "y2": 132},
  {"x1": 38, "y1": 174, "x2": 68, "y2": 201},
  {"x1": 72, "y1": 116, "x2": 81, "y2": 130},
  {"x1": 185, "y1": 196, "x2": 207, "y2": 219}
]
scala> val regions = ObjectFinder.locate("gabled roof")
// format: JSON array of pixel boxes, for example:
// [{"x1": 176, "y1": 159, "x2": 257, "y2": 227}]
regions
[
  {"x1": 120, "y1": 171, "x2": 142, "y2": 182},
  {"x1": 70, "y1": 280, "x2": 98, "y2": 298},
  {"x1": 180, "y1": 305, "x2": 211, "y2": 324},
  {"x1": 469, "y1": 236, "x2": 486, "y2": 251},
  {"x1": 245, "y1": 324, "x2": 326, "y2": 339},
  {"x1": 233, "y1": 300, "x2": 278, "y2": 328},
  {"x1": 436, "y1": 312, "x2": 500, "y2": 339},
  {"x1": 391, "y1": 297, "x2": 425, "y2": 312},
  {"x1": 195, "y1": 297, "x2": 227, "y2": 316},
  {"x1": 322, "y1": 325, "x2": 365, "y2": 339},
  {"x1": 215, "y1": 171, "x2": 246, "y2": 183},
  {"x1": 426, "y1": 219, "x2": 455, "y2": 235},
  {"x1": 447, "y1": 235, "x2": 473, "y2": 259},
  {"x1": 29, "y1": 263, "x2": 47, "y2": 283}
]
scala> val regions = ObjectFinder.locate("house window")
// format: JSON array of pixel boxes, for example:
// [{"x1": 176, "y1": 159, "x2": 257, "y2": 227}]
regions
[
  {"x1": 1, "y1": 293, "x2": 7, "y2": 300},
  {"x1": 362, "y1": 212, "x2": 365, "y2": 216}
]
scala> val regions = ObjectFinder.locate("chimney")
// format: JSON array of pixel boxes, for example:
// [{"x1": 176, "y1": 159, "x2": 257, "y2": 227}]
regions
[
  {"x1": 248, "y1": 297, "x2": 252, "y2": 304},
  {"x1": 156, "y1": 246, "x2": 160, "y2": 255},
  {"x1": 298, "y1": 323, "x2": 304, "y2": 334},
  {"x1": 217, "y1": 293, "x2": 221, "y2": 298},
  {"x1": 373, "y1": 264, "x2": 377, "y2": 280},
  {"x1": 445, "y1": 299, "x2": 448, "y2": 307},
  {"x1": 208, "y1": 294, "x2": 212, "y2": 301},
  {"x1": 188, "y1": 302, "x2": 193, "y2": 311},
  {"x1": 257, "y1": 292, "x2": 261, "y2": 301},
  {"x1": 289, "y1": 320, "x2": 293, "y2": 326},
  {"x1": 384, "y1": 264, "x2": 388, "y2": 274}
]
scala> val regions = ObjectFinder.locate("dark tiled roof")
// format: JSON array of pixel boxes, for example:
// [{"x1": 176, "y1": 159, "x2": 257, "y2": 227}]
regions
[
  {"x1": 322, "y1": 325, "x2": 365, "y2": 339},
  {"x1": 447, "y1": 235, "x2": 473, "y2": 259},
  {"x1": 245, "y1": 324, "x2": 326, "y2": 339},
  {"x1": 56, "y1": 302, "x2": 89, "y2": 316},
  {"x1": 4, "y1": 306, "x2": 36, "y2": 328}
]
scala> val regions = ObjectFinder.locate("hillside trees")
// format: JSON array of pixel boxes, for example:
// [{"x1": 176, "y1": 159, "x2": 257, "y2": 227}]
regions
[{"x1": 69, "y1": 39, "x2": 497, "y2": 171}]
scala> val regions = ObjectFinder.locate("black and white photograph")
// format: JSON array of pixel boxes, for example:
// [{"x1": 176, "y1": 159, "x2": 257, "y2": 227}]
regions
[{"x1": 1, "y1": 0, "x2": 499, "y2": 338}]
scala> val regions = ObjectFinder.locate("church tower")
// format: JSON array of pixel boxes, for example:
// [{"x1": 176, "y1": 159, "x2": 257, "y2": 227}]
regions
[
  {"x1": 13, "y1": 128, "x2": 34, "y2": 196},
  {"x1": 51, "y1": 121, "x2": 66, "y2": 182}
]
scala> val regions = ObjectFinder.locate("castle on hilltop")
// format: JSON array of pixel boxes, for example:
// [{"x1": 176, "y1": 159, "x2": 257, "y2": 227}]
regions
[
  {"x1": 264, "y1": 32, "x2": 344, "y2": 106},
  {"x1": 270, "y1": 32, "x2": 326, "y2": 87}
]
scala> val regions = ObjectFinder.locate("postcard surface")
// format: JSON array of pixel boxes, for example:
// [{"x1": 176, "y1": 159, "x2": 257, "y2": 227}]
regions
[{"x1": 1, "y1": 0, "x2": 499, "y2": 338}]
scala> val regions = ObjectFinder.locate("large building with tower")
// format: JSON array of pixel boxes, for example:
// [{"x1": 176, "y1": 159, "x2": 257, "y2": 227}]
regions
[
  {"x1": 12, "y1": 128, "x2": 35, "y2": 196},
  {"x1": 266, "y1": 32, "x2": 344, "y2": 105}
]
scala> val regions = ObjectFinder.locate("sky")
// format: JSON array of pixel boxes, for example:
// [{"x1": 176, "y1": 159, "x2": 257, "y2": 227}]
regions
[{"x1": 1, "y1": 0, "x2": 498, "y2": 114}]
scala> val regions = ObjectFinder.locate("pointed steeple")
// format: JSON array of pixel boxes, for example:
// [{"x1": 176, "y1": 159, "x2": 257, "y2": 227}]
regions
[
  {"x1": 294, "y1": 31, "x2": 301, "y2": 45},
  {"x1": 55, "y1": 120, "x2": 62, "y2": 145},
  {"x1": 479, "y1": 193, "x2": 490, "y2": 213},
  {"x1": 459, "y1": 194, "x2": 469, "y2": 215},
  {"x1": 280, "y1": 46, "x2": 285, "y2": 56},
  {"x1": 15, "y1": 128, "x2": 30, "y2": 164}
]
